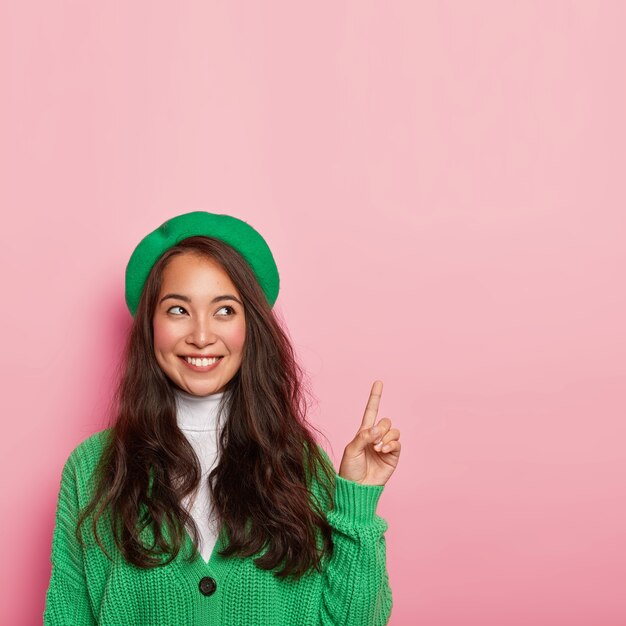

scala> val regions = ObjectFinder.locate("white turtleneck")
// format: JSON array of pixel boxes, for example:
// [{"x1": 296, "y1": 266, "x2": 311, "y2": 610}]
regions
[{"x1": 174, "y1": 388, "x2": 227, "y2": 563}]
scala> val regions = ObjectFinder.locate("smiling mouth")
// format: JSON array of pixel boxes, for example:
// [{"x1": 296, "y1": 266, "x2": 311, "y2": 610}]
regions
[{"x1": 180, "y1": 356, "x2": 224, "y2": 367}]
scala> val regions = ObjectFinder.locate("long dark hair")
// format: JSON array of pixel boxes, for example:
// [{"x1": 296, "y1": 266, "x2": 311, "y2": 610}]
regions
[{"x1": 77, "y1": 236, "x2": 335, "y2": 579}]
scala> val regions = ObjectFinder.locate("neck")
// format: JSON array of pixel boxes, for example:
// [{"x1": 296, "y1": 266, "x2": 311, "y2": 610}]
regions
[{"x1": 174, "y1": 388, "x2": 227, "y2": 432}]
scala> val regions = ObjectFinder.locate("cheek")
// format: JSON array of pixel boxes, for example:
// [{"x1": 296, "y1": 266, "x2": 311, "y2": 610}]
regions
[
  {"x1": 228, "y1": 322, "x2": 246, "y2": 354},
  {"x1": 152, "y1": 320, "x2": 176, "y2": 353}
]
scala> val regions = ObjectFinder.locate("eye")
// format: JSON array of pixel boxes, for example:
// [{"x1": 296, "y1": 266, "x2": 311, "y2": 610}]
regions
[
  {"x1": 216, "y1": 305, "x2": 235, "y2": 316},
  {"x1": 167, "y1": 305, "x2": 187, "y2": 316}
]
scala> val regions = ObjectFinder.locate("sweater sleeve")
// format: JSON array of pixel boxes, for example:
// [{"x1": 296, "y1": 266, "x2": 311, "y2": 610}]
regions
[
  {"x1": 44, "y1": 452, "x2": 97, "y2": 626},
  {"x1": 314, "y1": 448, "x2": 393, "y2": 626}
]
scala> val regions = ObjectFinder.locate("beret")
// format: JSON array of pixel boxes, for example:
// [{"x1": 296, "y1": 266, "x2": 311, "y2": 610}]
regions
[{"x1": 125, "y1": 211, "x2": 280, "y2": 316}]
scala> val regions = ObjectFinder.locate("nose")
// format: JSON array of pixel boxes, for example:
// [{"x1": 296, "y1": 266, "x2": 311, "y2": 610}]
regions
[{"x1": 186, "y1": 315, "x2": 217, "y2": 348}]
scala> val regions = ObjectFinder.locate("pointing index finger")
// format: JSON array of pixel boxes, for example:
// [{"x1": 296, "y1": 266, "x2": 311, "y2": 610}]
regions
[{"x1": 360, "y1": 380, "x2": 383, "y2": 429}]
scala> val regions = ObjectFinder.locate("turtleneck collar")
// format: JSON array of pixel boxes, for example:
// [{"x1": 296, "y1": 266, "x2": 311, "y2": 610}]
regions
[{"x1": 174, "y1": 388, "x2": 228, "y2": 432}]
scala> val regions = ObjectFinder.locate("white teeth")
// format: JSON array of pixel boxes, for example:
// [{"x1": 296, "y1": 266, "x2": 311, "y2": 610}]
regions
[{"x1": 186, "y1": 356, "x2": 221, "y2": 366}]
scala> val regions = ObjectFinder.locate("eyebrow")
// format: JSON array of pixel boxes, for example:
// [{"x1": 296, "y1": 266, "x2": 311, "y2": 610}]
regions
[{"x1": 159, "y1": 293, "x2": 243, "y2": 306}]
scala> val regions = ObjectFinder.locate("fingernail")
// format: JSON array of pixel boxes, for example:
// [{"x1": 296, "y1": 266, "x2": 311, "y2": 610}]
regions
[
  {"x1": 371, "y1": 426, "x2": 380, "y2": 436},
  {"x1": 382, "y1": 445, "x2": 390, "y2": 452}
]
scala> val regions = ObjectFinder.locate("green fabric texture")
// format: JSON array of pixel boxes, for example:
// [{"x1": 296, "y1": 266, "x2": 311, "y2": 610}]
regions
[
  {"x1": 125, "y1": 211, "x2": 280, "y2": 316},
  {"x1": 44, "y1": 430, "x2": 393, "y2": 625}
]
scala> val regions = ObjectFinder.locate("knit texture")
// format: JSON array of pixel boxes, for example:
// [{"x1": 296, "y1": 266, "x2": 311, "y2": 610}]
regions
[{"x1": 44, "y1": 430, "x2": 393, "y2": 625}]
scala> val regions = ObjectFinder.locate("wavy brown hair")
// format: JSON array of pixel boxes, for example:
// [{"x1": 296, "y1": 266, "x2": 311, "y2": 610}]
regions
[{"x1": 76, "y1": 236, "x2": 335, "y2": 579}]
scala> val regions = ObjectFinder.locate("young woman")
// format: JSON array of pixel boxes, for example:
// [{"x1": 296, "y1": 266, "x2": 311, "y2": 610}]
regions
[{"x1": 44, "y1": 211, "x2": 401, "y2": 625}]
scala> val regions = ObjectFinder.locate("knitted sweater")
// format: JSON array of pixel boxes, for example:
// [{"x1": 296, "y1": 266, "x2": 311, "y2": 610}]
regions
[{"x1": 44, "y1": 429, "x2": 393, "y2": 625}]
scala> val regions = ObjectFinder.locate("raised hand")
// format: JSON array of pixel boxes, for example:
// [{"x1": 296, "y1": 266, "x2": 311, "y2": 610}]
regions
[{"x1": 338, "y1": 380, "x2": 401, "y2": 486}]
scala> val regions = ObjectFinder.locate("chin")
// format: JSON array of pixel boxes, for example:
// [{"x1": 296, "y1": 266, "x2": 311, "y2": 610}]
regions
[{"x1": 186, "y1": 382, "x2": 224, "y2": 396}]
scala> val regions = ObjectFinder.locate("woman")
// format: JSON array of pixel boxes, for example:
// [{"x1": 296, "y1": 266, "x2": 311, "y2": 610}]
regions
[{"x1": 44, "y1": 211, "x2": 401, "y2": 625}]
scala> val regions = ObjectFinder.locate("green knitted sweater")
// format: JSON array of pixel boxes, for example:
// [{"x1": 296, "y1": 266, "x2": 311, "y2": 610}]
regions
[{"x1": 44, "y1": 430, "x2": 393, "y2": 625}]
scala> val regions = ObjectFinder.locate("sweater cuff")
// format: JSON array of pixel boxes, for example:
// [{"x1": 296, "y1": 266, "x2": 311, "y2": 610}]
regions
[{"x1": 332, "y1": 475, "x2": 385, "y2": 525}]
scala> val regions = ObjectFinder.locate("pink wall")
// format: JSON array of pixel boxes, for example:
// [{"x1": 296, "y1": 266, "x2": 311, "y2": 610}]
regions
[{"x1": 2, "y1": 2, "x2": 625, "y2": 624}]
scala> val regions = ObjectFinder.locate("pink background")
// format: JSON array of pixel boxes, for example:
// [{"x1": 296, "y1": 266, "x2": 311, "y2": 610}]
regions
[{"x1": 2, "y1": 2, "x2": 625, "y2": 624}]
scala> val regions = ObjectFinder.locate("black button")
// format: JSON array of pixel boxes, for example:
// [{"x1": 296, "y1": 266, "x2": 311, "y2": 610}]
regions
[{"x1": 199, "y1": 576, "x2": 217, "y2": 596}]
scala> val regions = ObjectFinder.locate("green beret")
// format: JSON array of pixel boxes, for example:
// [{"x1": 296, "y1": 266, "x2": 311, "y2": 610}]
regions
[{"x1": 125, "y1": 211, "x2": 280, "y2": 316}]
